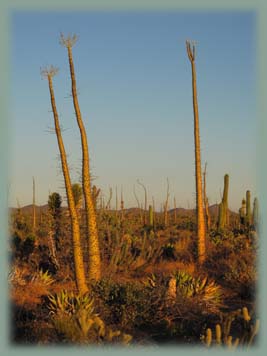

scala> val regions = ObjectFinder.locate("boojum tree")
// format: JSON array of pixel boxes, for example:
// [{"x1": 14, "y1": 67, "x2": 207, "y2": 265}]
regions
[
  {"x1": 203, "y1": 163, "x2": 211, "y2": 231},
  {"x1": 186, "y1": 40, "x2": 206, "y2": 264},
  {"x1": 32, "y1": 176, "x2": 36, "y2": 234},
  {"x1": 41, "y1": 66, "x2": 88, "y2": 294},
  {"x1": 60, "y1": 34, "x2": 101, "y2": 282}
]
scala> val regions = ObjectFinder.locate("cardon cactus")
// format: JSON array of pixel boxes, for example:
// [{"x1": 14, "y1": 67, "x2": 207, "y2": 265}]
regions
[
  {"x1": 252, "y1": 197, "x2": 259, "y2": 229},
  {"x1": 239, "y1": 199, "x2": 246, "y2": 225},
  {"x1": 218, "y1": 174, "x2": 229, "y2": 229},
  {"x1": 245, "y1": 190, "x2": 252, "y2": 227}
]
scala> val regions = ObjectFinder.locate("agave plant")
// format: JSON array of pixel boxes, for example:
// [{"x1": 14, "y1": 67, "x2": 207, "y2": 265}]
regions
[
  {"x1": 48, "y1": 290, "x2": 132, "y2": 345},
  {"x1": 48, "y1": 290, "x2": 94, "y2": 315},
  {"x1": 174, "y1": 271, "x2": 223, "y2": 311},
  {"x1": 36, "y1": 270, "x2": 55, "y2": 285}
]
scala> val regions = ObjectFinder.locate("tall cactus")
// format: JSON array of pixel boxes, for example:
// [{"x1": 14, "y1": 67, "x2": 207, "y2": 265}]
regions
[
  {"x1": 218, "y1": 174, "x2": 229, "y2": 229},
  {"x1": 253, "y1": 197, "x2": 259, "y2": 229},
  {"x1": 186, "y1": 40, "x2": 206, "y2": 264},
  {"x1": 41, "y1": 66, "x2": 88, "y2": 294},
  {"x1": 60, "y1": 34, "x2": 101, "y2": 282},
  {"x1": 246, "y1": 190, "x2": 252, "y2": 227},
  {"x1": 239, "y1": 199, "x2": 246, "y2": 225}
]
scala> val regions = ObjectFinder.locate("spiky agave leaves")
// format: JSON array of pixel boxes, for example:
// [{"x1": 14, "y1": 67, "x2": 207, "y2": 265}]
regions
[{"x1": 173, "y1": 271, "x2": 223, "y2": 311}]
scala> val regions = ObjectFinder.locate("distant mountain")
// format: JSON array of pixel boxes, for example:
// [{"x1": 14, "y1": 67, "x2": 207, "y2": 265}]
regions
[
  {"x1": 9, "y1": 204, "x2": 50, "y2": 215},
  {"x1": 9, "y1": 203, "x2": 238, "y2": 218}
]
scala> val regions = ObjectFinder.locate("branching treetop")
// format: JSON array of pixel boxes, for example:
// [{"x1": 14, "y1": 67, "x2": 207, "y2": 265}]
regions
[
  {"x1": 186, "y1": 40, "x2": 197, "y2": 62},
  {"x1": 59, "y1": 33, "x2": 78, "y2": 48},
  {"x1": 40, "y1": 65, "x2": 59, "y2": 79}
]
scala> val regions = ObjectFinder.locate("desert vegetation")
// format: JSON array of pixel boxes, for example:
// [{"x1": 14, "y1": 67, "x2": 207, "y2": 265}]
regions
[{"x1": 9, "y1": 35, "x2": 259, "y2": 347}]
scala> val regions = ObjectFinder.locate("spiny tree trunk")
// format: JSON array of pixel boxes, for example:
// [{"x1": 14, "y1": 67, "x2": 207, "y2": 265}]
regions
[
  {"x1": 42, "y1": 66, "x2": 88, "y2": 294},
  {"x1": 137, "y1": 179, "x2": 147, "y2": 225},
  {"x1": 133, "y1": 184, "x2": 143, "y2": 224},
  {"x1": 120, "y1": 185, "x2": 124, "y2": 223},
  {"x1": 203, "y1": 163, "x2": 211, "y2": 231},
  {"x1": 164, "y1": 178, "x2": 170, "y2": 227},
  {"x1": 60, "y1": 34, "x2": 101, "y2": 282},
  {"x1": 186, "y1": 41, "x2": 206, "y2": 264},
  {"x1": 32, "y1": 177, "x2": 36, "y2": 234},
  {"x1": 174, "y1": 197, "x2": 177, "y2": 224}
]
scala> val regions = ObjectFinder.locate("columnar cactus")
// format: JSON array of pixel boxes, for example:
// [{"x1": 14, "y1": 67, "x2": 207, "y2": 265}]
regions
[
  {"x1": 218, "y1": 174, "x2": 229, "y2": 229},
  {"x1": 246, "y1": 190, "x2": 252, "y2": 227},
  {"x1": 253, "y1": 197, "x2": 259, "y2": 229},
  {"x1": 239, "y1": 199, "x2": 246, "y2": 225},
  {"x1": 186, "y1": 40, "x2": 206, "y2": 264}
]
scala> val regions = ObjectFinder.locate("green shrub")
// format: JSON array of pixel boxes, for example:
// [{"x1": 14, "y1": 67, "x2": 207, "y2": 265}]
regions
[{"x1": 92, "y1": 278, "x2": 166, "y2": 331}]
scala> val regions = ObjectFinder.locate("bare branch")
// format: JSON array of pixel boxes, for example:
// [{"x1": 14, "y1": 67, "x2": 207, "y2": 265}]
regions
[
  {"x1": 40, "y1": 65, "x2": 59, "y2": 79},
  {"x1": 186, "y1": 40, "x2": 196, "y2": 62},
  {"x1": 59, "y1": 32, "x2": 78, "y2": 48}
]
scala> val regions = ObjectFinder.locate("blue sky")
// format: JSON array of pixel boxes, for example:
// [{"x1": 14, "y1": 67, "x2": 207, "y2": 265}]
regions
[{"x1": 9, "y1": 10, "x2": 257, "y2": 211}]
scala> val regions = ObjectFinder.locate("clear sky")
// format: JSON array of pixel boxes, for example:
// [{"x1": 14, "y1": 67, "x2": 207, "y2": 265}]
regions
[{"x1": 9, "y1": 10, "x2": 257, "y2": 211}]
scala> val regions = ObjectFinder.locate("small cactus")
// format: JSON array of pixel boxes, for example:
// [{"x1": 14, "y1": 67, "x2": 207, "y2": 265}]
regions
[{"x1": 202, "y1": 307, "x2": 259, "y2": 348}]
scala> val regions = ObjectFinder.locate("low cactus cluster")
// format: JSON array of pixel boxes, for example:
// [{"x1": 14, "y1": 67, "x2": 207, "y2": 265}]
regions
[{"x1": 202, "y1": 307, "x2": 259, "y2": 348}]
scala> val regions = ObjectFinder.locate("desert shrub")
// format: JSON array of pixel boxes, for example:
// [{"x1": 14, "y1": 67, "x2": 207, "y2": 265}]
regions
[
  {"x1": 8, "y1": 265, "x2": 28, "y2": 286},
  {"x1": 37, "y1": 245, "x2": 58, "y2": 275},
  {"x1": 92, "y1": 276, "x2": 221, "y2": 344},
  {"x1": 222, "y1": 251, "x2": 257, "y2": 300},
  {"x1": 161, "y1": 243, "x2": 177, "y2": 260},
  {"x1": 14, "y1": 234, "x2": 35, "y2": 262},
  {"x1": 172, "y1": 235, "x2": 195, "y2": 263},
  {"x1": 176, "y1": 218, "x2": 196, "y2": 231},
  {"x1": 92, "y1": 278, "x2": 167, "y2": 333}
]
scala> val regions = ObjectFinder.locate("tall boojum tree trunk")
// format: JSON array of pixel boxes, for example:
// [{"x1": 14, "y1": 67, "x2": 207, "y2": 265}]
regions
[
  {"x1": 186, "y1": 41, "x2": 206, "y2": 264},
  {"x1": 203, "y1": 163, "x2": 211, "y2": 231},
  {"x1": 137, "y1": 179, "x2": 147, "y2": 225},
  {"x1": 60, "y1": 34, "x2": 101, "y2": 282},
  {"x1": 42, "y1": 66, "x2": 88, "y2": 294},
  {"x1": 32, "y1": 176, "x2": 36, "y2": 235}
]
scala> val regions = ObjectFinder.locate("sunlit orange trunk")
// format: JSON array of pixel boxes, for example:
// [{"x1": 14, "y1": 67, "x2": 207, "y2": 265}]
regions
[
  {"x1": 46, "y1": 71, "x2": 88, "y2": 293},
  {"x1": 65, "y1": 43, "x2": 101, "y2": 282},
  {"x1": 186, "y1": 41, "x2": 206, "y2": 264}
]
